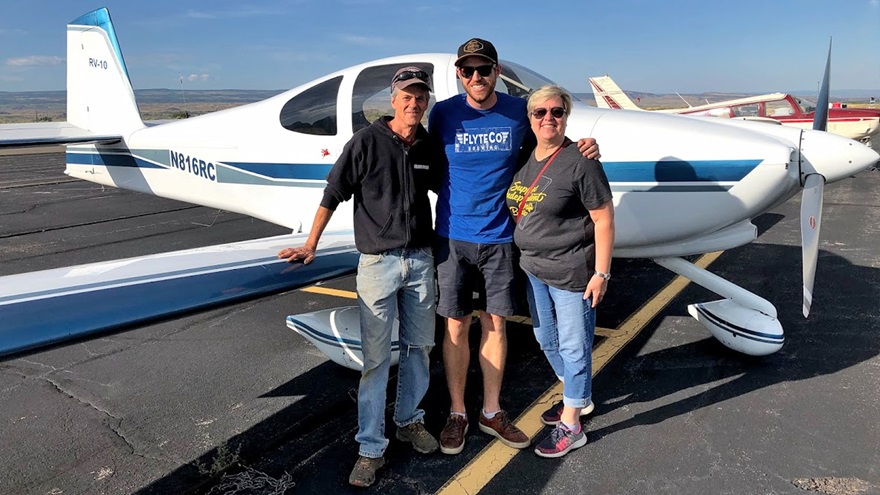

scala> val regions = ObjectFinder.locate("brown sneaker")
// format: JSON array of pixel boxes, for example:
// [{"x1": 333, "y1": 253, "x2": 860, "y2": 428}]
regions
[
  {"x1": 439, "y1": 414, "x2": 468, "y2": 455},
  {"x1": 478, "y1": 410, "x2": 530, "y2": 449},
  {"x1": 348, "y1": 455, "x2": 385, "y2": 488}
]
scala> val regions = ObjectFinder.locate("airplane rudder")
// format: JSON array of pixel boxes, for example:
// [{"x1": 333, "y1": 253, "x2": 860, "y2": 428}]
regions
[{"x1": 66, "y1": 8, "x2": 143, "y2": 134}]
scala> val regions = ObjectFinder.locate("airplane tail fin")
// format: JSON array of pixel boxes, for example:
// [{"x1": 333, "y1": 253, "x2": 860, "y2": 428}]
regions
[
  {"x1": 589, "y1": 75, "x2": 644, "y2": 111},
  {"x1": 66, "y1": 8, "x2": 144, "y2": 135}
]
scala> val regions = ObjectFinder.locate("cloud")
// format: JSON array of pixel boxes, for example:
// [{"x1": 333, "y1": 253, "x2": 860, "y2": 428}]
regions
[
  {"x1": 183, "y1": 6, "x2": 287, "y2": 19},
  {"x1": 266, "y1": 51, "x2": 313, "y2": 63},
  {"x1": 184, "y1": 9, "x2": 217, "y2": 19},
  {"x1": 341, "y1": 0, "x2": 388, "y2": 5},
  {"x1": 180, "y1": 73, "x2": 210, "y2": 82},
  {"x1": 337, "y1": 34, "x2": 387, "y2": 46},
  {"x1": 6, "y1": 56, "x2": 63, "y2": 67}
]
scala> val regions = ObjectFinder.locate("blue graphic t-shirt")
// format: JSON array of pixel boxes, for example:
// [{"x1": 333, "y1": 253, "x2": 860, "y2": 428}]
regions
[{"x1": 429, "y1": 93, "x2": 531, "y2": 243}]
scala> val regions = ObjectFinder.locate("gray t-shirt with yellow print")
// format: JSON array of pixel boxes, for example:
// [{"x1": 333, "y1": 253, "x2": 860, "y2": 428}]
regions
[{"x1": 505, "y1": 141, "x2": 612, "y2": 291}]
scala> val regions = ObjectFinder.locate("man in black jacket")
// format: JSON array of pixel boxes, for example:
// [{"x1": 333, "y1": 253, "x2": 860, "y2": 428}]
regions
[{"x1": 278, "y1": 66, "x2": 440, "y2": 488}]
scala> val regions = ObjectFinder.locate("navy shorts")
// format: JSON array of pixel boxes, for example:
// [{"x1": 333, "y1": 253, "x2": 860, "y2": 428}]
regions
[{"x1": 434, "y1": 236, "x2": 517, "y2": 318}]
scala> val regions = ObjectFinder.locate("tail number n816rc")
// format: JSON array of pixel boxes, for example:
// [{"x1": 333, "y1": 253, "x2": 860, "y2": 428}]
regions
[{"x1": 170, "y1": 151, "x2": 217, "y2": 181}]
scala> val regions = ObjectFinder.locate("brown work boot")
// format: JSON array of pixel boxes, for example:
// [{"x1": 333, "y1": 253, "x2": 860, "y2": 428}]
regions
[
  {"x1": 439, "y1": 414, "x2": 468, "y2": 455},
  {"x1": 349, "y1": 455, "x2": 385, "y2": 487},
  {"x1": 396, "y1": 422, "x2": 439, "y2": 454},
  {"x1": 478, "y1": 410, "x2": 530, "y2": 449}
]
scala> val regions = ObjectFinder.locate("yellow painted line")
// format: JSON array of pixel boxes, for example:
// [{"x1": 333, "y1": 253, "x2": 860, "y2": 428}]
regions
[
  {"x1": 506, "y1": 315, "x2": 532, "y2": 325},
  {"x1": 300, "y1": 286, "x2": 358, "y2": 299},
  {"x1": 594, "y1": 327, "x2": 615, "y2": 338},
  {"x1": 511, "y1": 314, "x2": 613, "y2": 338},
  {"x1": 436, "y1": 251, "x2": 723, "y2": 495}
]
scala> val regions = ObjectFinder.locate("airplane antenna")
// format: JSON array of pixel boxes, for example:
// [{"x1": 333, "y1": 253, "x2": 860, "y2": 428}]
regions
[
  {"x1": 178, "y1": 73, "x2": 189, "y2": 118},
  {"x1": 675, "y1": 92, "x2": 693, "y2": 108}
]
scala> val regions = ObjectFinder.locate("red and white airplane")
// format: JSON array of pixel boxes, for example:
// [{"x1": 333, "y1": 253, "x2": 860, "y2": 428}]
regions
[{"x1": 589, "y1": 74, "x2": 880, "y2": 148}]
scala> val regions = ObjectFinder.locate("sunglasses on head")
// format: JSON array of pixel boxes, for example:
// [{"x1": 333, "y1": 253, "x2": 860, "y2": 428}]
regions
[
  {"x1": 458, "y1": 64, "x2": 495, "y2": 79},
  {"x1": 393, "y1": 69, "x2": 430, "y2": 85},
  {"x1": 531, "y1": 107, "x2": 566, "y2": 119}
]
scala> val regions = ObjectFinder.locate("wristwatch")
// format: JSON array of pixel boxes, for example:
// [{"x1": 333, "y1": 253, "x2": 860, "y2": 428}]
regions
[{"x1": 594, "y1": 271, "x2": 611, "y2": 281}]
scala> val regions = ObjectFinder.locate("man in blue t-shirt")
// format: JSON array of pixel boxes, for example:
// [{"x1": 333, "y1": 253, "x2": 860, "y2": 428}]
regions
[{"x1": 429, "y1": 38, "x2": 600, "y2": 455}]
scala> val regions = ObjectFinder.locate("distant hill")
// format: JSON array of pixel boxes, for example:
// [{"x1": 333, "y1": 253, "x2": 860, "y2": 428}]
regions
[
  {"x1": 129, "y1": 89, "x2": 285, "y2": 104},
  {"x1": 0, "y1": 89, "x2": 286, "y2": 123},
  {"x1": 2, "y1": 87, "x2": 876, "y2": 123},
  {"x1": 0, "y1": 89, "x2": 284, "y2": 108}
]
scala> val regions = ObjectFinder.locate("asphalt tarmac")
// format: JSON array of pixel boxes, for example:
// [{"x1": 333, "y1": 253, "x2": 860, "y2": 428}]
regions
[{"x1": 1, "y1": 151, "x2": 878, "y2": 495}]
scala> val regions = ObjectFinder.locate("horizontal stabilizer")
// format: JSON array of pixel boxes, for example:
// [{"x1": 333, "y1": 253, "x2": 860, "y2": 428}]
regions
[
  {"x1": 589, "y1": 75, "x2": 643, "y2": 111},
  {"x1": 0, "y1": 122, "x2": 121, "y2": 148}
]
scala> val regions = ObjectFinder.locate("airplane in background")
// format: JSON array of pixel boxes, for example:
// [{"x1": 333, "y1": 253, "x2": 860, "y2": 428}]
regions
[
  {"x1": 1, "y1": 8, "x2": 877, "y2": 370},
  {"x1": 589, "y1": 74, "x2": 880, "y2": 148}
]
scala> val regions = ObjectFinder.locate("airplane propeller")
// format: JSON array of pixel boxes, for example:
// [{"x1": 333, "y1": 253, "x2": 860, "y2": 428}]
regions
[
  {"x1": 800, "y1": 175, "x2": 824, "y2": 316},
  {"x1": 799, "y1": 39, "x2": 832, "y2": 317}
]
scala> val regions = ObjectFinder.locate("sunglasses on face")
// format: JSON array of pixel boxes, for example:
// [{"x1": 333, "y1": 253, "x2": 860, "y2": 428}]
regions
[
  {"x1": 392, "y1": 70, "x2": 430, "y2": 85},
  {"x1": 458, "y1": 64, "x2": 495, "y2": 79},
  {"x1": 531, "y1": 107, "x2": 566, "y2": 119}
]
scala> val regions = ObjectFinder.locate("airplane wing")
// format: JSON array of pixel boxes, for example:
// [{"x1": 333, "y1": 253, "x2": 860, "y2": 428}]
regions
[
  {"x1": 0, "y1": 122, "x2": 122, "y2": 148},
  {"x1": 0, "y1": 230, "x2": 358, "y2": 357}
]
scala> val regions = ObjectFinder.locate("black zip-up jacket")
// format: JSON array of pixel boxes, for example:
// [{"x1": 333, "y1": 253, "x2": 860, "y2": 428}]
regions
[{"x1": 321, "y1": 116, "x2": 441, "y2": 255}]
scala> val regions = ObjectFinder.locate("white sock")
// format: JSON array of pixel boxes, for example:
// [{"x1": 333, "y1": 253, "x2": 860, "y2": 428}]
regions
[
  {"x1": 482, "y1": 409, "x2": 500, "y2": 419},
  {"x1": 561, "y1": 421, "x2": 581, "y2": 433}
]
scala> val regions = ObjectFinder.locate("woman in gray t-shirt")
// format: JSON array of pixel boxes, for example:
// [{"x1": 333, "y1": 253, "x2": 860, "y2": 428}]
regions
[{"x1": 505, "y1": 85, "x2": 615, "y2": 458}]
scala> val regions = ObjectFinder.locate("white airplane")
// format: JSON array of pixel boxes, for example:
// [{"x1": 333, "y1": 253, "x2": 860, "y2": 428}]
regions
[
  {"x1": 589, "y1": 74, "x2": 880, "y2": 147},
  {"x1": 1, "y1": 8, "x2": 877, "y2": 370}
]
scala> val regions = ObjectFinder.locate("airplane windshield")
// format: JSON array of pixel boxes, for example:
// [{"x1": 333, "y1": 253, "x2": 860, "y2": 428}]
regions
[
  {"x1": 795, "y1": 97, "x2": 817, "y2": 113},
  {"x1": 456, "y1": 59, "x2": 559, "y2": 99}
]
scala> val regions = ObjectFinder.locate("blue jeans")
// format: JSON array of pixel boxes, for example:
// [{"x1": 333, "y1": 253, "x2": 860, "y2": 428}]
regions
[
  {"x1": 355, "y1": 248, "x2": 436, "y2": 458},
  {"x1": 524, "y1": 271, "x2": 594, "y2": 409}
]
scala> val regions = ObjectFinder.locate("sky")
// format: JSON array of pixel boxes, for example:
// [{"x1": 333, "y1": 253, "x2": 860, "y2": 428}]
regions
[{"x1": 1, "y1": 0, "x2": 879, "y2": 95}]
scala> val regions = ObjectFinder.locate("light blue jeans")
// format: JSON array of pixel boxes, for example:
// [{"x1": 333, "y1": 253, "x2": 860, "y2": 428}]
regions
[
  {"x1": 355, "y1": 248, "x2": 436, "y2": 458},
  {"x1": 524, "y1": 271, "x2": 594, "y2": 409}
]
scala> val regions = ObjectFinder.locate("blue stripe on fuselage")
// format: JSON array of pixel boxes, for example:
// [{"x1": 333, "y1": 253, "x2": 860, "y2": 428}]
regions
[
  {"x1": 65, "y1": 150, "x2": 762, "y2": 185},
  {"x1": 604, "y1": 159, "x2": 761, "y2": 183},
  {"x1": 66, "y1": 151, "x2": 163, "y2": 169},
  {"x1": 224, "y1": 162, "x2": 332, "y2": 181}
]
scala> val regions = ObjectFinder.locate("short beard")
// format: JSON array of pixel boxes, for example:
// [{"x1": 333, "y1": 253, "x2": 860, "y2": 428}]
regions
[
  {"x1": 465, "y1": 80, "x2": 496, "y2": 104},
  {"x1": 468, "y1": 92, "x2": 491, "y2": 104}
]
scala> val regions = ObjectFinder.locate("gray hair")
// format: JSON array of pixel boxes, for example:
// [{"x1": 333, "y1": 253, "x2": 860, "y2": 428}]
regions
[
  {"x1": 527, "y1": 85, "x2": 573, "y2": 117},
  {"x1": 391, "y1": 84, "x2": 430, "y2": 100}
]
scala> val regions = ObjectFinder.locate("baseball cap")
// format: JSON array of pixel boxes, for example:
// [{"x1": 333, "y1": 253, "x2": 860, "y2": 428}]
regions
[
  {"x1": 454, "y1": 38, "x2": 498, "y2": 67},
  {"x1": 391, "y1": 66, "x2": 432, "y2": 92}
]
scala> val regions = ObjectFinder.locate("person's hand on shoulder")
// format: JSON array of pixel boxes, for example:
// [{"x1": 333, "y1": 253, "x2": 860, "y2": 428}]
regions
[{"x1": 576, "y1": 138, "x2": 600, "y2": 160}]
